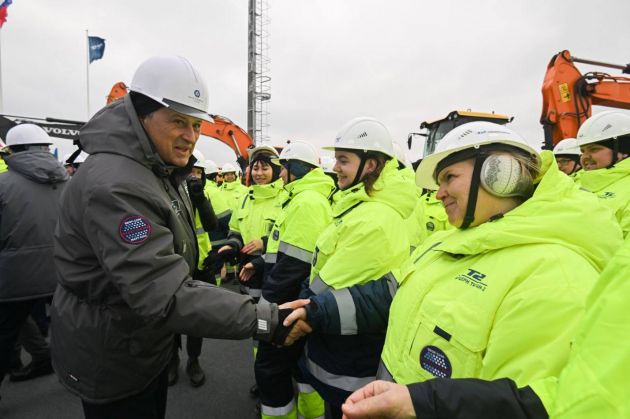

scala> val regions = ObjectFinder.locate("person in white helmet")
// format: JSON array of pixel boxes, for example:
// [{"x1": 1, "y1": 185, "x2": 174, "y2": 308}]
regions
[
  {"x1": 50, "y1": 55, "x2": 297, "y2": 418},
  {"x1": 279, "y1": 117, "x2": 416, "y2": 418},
  {"x1": 575, "y1": 111, "x2": 630, "y2": 237},
  {"x1": 552, "y1": 138, "x2": 582, "y2": 176},
  {"x1": 284, "y1": 121, "x2": 622, "y2": 418},
  {"x1": 0, "y1": 124, "x2": 69, "y2": 396},
  {"x1": 255, "y1": 140, "x2": 335, "y2": 419}
]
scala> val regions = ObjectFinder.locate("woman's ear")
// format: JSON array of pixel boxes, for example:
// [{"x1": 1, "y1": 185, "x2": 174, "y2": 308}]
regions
[{"x1": 362, "y1": 158, "x2": 378, "y2": 176}]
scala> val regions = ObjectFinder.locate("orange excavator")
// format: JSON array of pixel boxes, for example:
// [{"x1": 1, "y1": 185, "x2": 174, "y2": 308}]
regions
[
  {"x1": 107, "y1": 82, "x2": 254, "y2": 168},
  {"x1": 540, "y1": 50, "x2": 630, "y2": 149}
]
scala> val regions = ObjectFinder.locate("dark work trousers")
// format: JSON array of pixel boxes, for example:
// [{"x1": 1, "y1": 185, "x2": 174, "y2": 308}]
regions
[
  {"x1": 0, "y1": 299, "x2": 38, "y2": 383},
  {"x1": 81, "y1": 367, "x2": 169, "y2": 419},
  {"x1": 255, "y1": 339, "x2": 306, "y2": 409},
  {"x1": 13, "y1": 315, "x2": 50, "y2": 363}
]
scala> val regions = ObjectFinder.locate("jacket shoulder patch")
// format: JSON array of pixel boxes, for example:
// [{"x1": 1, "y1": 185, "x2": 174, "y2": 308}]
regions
[{"x1": 119, "y1": 215, "x2": 152, "y2": 245}]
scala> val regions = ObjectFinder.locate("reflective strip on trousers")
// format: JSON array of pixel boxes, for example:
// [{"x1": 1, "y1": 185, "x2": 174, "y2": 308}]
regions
[
  {"x1": 265, "y1": 253, "x2": 278, "y2": 264},
  {"x1": 331, "y1": 288, "x2": 358, "y2": 335},
  {"x1": 376, "y1": 360, "x2": 395, "y2": 382},
  {"x1": 261, "y1": 399, "x2": 296, "y2": 417},
  {"x1": 309, "y1": 275, "x2": 332, "y2": 295},
  {"x1": 279, "y1": 241, "x2": 313, "y2": 263},
  {"x1": 304, "y1": 344, "x2": 374, "y2": 392},
  {"x1": 296, "y1": 382, "x2": 316, "y2": 394}
]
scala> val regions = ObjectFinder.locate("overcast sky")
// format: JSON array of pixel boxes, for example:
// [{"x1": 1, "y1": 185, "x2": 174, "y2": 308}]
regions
[{"x1": 1, "y1": 0, "x2": 629, "y2": 164}]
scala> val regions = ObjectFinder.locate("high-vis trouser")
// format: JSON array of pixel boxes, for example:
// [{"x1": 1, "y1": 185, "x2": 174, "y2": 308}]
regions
[{"x1": 256, "y1": 341, "x2": 324, "y2": 419}]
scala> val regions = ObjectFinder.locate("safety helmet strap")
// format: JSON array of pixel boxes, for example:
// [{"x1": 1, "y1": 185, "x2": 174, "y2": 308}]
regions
[{"x1": 461, "y1": 150, "x2": 487, "y2": 230}]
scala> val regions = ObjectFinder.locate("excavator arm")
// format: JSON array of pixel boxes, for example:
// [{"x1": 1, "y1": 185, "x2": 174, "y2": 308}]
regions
[
  {"x1": 540, "y1": 50, "x2": 630, "y2": 149},
  {"x1": 106, "y1": 82, "x2": 253, "y2": 165}
]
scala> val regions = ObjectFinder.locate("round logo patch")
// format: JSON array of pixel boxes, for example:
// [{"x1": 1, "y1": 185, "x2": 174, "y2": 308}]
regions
[
  {"x1": 119, "y1": 215, "x2": 152, "y2": 245},
  {"x1": 272, "y1": 230, "x2": 279, "y2": 241},
  {"x1": 419, "y1": 346, "x2": 452, "y2": 378},
  {"x1": 426, "y1": 221, "x2": 435, "y2": 231},
  {"x1": 194, "y1": 89, "x2": 201, "y2": 98}
]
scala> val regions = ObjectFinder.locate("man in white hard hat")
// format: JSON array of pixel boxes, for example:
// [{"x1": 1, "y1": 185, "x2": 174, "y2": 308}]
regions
[
  {"x1": 50, "y1": 55, "x2": 296, "y2": 418},
  {"x1": 575, "y1": 111, "x2": 630, "y2": 237},
  {"x1": 0, "y1": 124, "x2": 69, "y2": 396}
]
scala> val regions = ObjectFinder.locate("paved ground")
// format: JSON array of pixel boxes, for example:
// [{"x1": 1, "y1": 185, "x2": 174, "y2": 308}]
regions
[{"x1": 0, "y1": 284, "x2": 261, "y2": 419}]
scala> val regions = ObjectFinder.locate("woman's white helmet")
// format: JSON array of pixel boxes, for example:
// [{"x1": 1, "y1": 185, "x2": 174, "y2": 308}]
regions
[
  {"x1": 192, "y1": 149, "x2": 207, "y2": 170},
  {"x1": 416, "y1": 121, "x2": 539, "y2": 190},
  {"x1": 576, "y1": 111, "x2": 630, "y2": 147},
  {"x1": 320, "y1": 155, "x2": 336, "y2": 174},
  {"x1": 323, "y1": 117, "x2": 394, "y2": 158},
  {"x1": 553, "y1": 138, "x2": 581, "y2": 156},
  {"x1": 249, "y1": 144, "x2": 279, "y2": 162},
  {"x1": 221, "y1": 163, "x2": 237, "y2": 173},
  {"x1": 273, "y1": 140, "x2": 320, "y2": 167},
  {"x1": 6, "y1": 124, "x2": 53, "y2": 146},
  {"x1": 130, "y1": 55, "x2": 211, "y2": 122},
  {"x1": 205, "y1": 159, "x2": 219, "y2": 174}
]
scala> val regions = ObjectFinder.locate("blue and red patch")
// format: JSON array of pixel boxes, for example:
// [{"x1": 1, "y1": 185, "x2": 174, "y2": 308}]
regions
[
  {"x1": 420, "y1": 345, "x2": 452, "y2": 378},
  {"x1": 119, "y1": 215, "x2": 152, "y2": 245}
]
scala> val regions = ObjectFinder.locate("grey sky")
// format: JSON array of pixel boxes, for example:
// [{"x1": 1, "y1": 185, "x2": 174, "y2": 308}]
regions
[{"x1": 2, "y1": 0, "x2": 629, "y2": 164}]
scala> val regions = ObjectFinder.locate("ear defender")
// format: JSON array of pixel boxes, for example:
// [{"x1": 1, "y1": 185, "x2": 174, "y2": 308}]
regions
[{"x1": 479, "y1": 153, "x2": 533, "y2": 198}]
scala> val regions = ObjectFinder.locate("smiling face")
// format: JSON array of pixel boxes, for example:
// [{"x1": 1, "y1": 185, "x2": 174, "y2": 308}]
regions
[
  {"x1": 251, "y1": 160, "x2": 273, "y2": 185},
  {"x1": 333, "y1": 150, "x2": 376, "y2": 190},
  {"x1": 579, "y1": 143, "x2": 619, "y2": 170},
  {"x1": 141, "y1": 107, "x2": 202, "y2": 167},
  {"x1": 223, "y1": 172, "x2": 237, "y2": 183},
  {"x1": 435, "y1": 157, "x2": 520, "y2": 228}
]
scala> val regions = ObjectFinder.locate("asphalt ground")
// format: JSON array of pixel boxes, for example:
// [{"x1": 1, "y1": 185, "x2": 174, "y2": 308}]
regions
[{"x1": 0, "y1": 282, "x2": 261, "y2": 419}]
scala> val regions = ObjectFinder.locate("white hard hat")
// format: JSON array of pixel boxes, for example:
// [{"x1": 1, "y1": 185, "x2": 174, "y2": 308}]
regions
[
  {"x1": 249, "y1": 144, "x2": 279, "y2": 161},
  {"x1": 576, "y1": 111, "x2": 630, "y2": 147},
  {"x1": 323, "y1": 117, "x2": 394, "y2": 158},
  {"x1": 416, "y1": 121, "x2": 539, "y2": 190},
  {"x1": 392, "y1": 142, "x2": 410, "y2": 167},
  {"x1": 130, "y1": 55, "x2": 211, "y2": 122},
  {"x1": 320, "y1": 155, "x2": 336, "y2": 174},
  {"x1": 6, "y1": 124, "x2": 53, "y2": 146},
  {"x1": 192, "y1": 149, "x2": 207, "y2": 170},
  {"x1": 553, "y1": 138, "x2": 581, "y2": 157},
  {"x1": 205, "y1": 159, "x2": 219, "y2": 174},
  {"x1": 273, "y1": 140, "x2": 320, "y2": 167},
  {"x1": 221, "y1": 163, "x2": 237, "y2": 173}
]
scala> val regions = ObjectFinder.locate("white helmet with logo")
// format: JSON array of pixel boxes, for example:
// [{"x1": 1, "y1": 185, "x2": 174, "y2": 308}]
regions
[
  {"x1": 192, "y1": 149, "x2": 207, "y2": 170},
  {"x1": 576, "y1": 111, "x2": 630, "y2": 147},
  {"x1": 249, "y1": 144, "x2": 279, "y2": 162},
  {"x1": 205, "y1": 159, "x2": 219, "y2": 174},
  {"x1": 416, "y1": 121, "x2": 539, "y2": 190},
  {"x1": 130, "y1": 55, "x2": 211, "y2": 122},
  {"x1": 221, "y1": 163, "x2": 237, "y2": 173},
  {"x1": 273, "y1": 140, "x2": 320, "y2": 167},
  {"x1": 323, "y1": 117, "x2": 394, "y2": 158},
  {"x1": 553, "y1": 138, "x2": 581, "y2": 157},
  {"x1": 6, "y1": 124, "x2": 53, "y2": 146}
]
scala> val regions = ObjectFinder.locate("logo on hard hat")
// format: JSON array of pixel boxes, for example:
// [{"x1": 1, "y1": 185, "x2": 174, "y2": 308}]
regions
[{"x1": 194, "y1": 90, "x2": 201, "y2": 98}]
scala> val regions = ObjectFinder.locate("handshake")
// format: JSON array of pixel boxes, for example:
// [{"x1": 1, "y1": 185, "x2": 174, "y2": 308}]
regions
[{"x1": 275, "y1": 299, "x2": 313, "y2": 347}]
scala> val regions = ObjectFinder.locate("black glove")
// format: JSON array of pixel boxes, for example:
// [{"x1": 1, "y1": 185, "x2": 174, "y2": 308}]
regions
[
  {"x1": 186, "y1": 176, "x2": 206, "y2": 206},
  {"x1": 270, "y1": 308, "x2": 295, "y2": 346}
]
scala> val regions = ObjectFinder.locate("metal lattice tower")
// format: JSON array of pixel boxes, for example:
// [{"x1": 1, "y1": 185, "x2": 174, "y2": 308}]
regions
[{"x1": 247, "y1": 0, "x2": 271, "y2": 145}]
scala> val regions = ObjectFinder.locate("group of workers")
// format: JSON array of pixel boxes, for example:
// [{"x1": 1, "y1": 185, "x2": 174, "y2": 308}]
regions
[{"x1": 0, "y1": 53, "x2": 629, "y2": 419}]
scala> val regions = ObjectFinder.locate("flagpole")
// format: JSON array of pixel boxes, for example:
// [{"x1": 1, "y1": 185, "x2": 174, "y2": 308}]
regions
[{"x1": 85, "y1": 29, "x2": 90, "y2": 119}]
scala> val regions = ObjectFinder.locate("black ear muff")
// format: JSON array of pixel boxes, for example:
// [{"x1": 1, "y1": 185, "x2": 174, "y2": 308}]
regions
[{"x1": 480, "y1": 154, "x2": 533, "y2": 198}]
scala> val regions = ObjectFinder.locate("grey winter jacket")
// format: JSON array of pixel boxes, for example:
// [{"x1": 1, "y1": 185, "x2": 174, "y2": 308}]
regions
[
  {"x1": 0, "y1": 150, "x2": 68, "y2": 302},
  {"x1": 51, "y1": 96, "x2": 282, "y2": 403}
]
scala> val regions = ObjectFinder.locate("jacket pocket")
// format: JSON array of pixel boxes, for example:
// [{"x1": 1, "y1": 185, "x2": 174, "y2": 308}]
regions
[
  {"x1": 408, "y1": 313, "x2": 486, "y2": 380},
  {"x1": 312, "y1": 224, "x2": 338, "y2": 269}
]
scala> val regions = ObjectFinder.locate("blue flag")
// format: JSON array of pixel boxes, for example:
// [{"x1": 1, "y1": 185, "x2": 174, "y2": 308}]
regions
[{"x1": 88, "y1": 36, "x2": 106, "y2": 63}]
